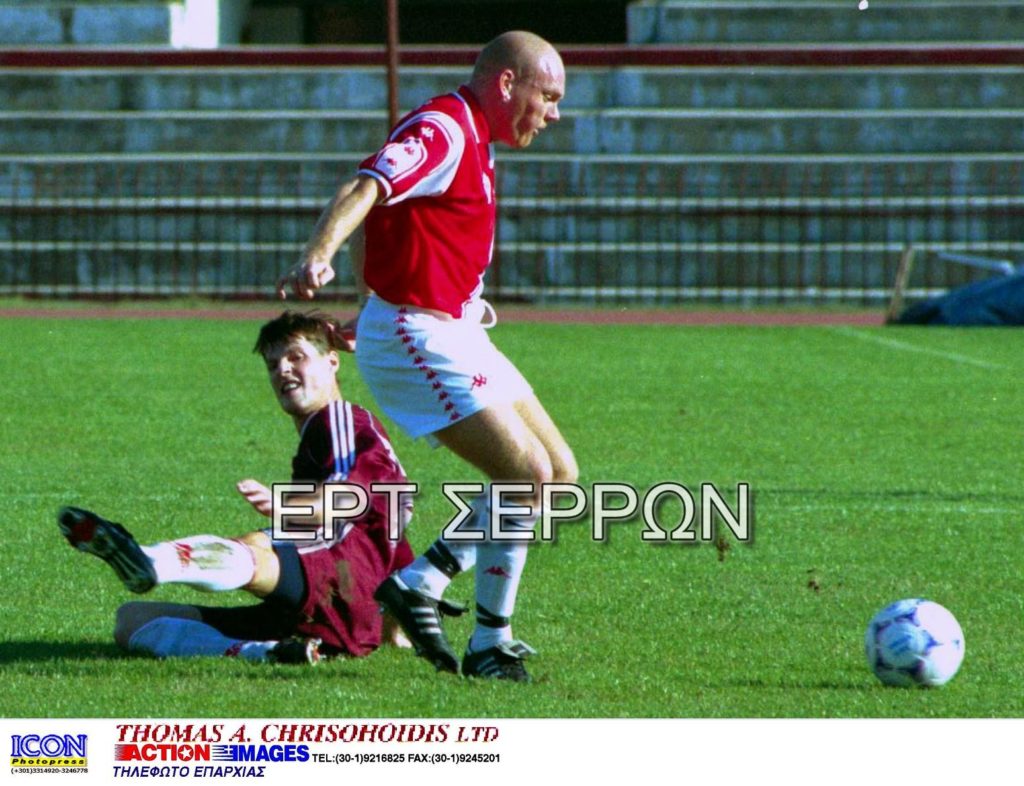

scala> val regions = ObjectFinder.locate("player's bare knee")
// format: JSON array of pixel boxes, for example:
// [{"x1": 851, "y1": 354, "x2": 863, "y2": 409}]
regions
[
  {"x1": 552, "y1": 446, "x2": 579, "y2": 485},
  {"x1": 524, "y1": 439, "x2": 553, "y2": 482},
  {"x1": 236, "y1": 530, "x2": 271, "y2": 550},
  {"x1": 236, "y1": 534, "x2": 280, "y2": 597},
  {"x1": 523, "y1": 449, "x2": 554, "y2": 507}
]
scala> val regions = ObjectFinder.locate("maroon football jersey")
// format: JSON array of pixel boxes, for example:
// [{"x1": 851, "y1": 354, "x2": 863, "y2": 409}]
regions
[
  {"x1": 288, "y1": 399, "x2": 415, "y2": 655},
  {"x1": 291, "y1": 399, "x2": 412, "y2": 547}
]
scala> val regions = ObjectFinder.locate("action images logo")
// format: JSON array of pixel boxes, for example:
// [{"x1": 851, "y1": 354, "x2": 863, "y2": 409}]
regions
[
  {"x1": 10, "y1": 733, "x2": 88, "y2": 771},
  {"x1": 112, "y1": 744, "x2": 308, "y2": 780}
]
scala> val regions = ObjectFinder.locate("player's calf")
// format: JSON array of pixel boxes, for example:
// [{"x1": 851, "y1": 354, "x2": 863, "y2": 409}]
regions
[{"x1": 117, "y1": 608, "x2": 321, "y2": 665}]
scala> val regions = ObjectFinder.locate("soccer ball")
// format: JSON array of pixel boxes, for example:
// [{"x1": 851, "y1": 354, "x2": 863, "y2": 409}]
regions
[{"x1": 864, "y1": 599, "x2": 965, "y2": 687}]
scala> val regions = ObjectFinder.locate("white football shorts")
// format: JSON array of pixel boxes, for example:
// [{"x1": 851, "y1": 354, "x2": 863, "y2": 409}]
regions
[{"x1": 355, "y1": 295, "x2": 533, "y2": 442}]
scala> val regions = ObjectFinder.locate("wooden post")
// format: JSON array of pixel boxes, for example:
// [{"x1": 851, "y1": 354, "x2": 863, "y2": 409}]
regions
[
  {"x1": 885, "y1": 245, "x2": 916, "y2": 324},
  {"x1": 385, "y1": 0, "x2": 400, "y2": 128}
]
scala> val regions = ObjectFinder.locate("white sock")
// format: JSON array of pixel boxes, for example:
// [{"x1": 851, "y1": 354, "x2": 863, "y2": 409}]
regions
[
  {"x1": 128, "y1": 617, "x2": 275, "y2": 662},
  {"x1": 398, "y1": 496, "x2": 486, "y2": 598},
  {"x1": 468, "y1": 511, "x2": 537, "y2": 653},
  {"x1": 142, "y1": 535, "x2": 255, "y2": 592}
]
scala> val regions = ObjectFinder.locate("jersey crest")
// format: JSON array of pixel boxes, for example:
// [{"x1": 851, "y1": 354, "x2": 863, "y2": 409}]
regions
[{"x1": 373, "y1": 137, "x2": 428, "y2": 183}]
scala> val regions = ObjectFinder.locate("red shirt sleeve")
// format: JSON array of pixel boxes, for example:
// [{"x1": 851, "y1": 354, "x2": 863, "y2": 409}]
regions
[{"x1": 358, "y1": 108, "x2": 466, "y2": 205}]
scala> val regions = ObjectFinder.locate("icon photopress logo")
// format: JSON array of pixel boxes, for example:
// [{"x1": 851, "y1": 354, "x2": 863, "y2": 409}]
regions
[{"x1": 10, "y1": 733, "x2": 88, "y2": 772}]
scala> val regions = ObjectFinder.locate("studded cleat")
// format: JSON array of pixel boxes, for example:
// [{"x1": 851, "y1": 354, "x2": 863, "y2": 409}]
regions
[
  {"x1": 268, "y1": 636, "x2": 323, "y2": 666},
  {"x1": 373, "y1": 575, "x2": 460, "y2": 674},
  {"x1": 462, "y1": 640, "x2": 536, "y2": 683},
  {"x1": 57, "y1": 506, "x2": 157, "y2": 594}
]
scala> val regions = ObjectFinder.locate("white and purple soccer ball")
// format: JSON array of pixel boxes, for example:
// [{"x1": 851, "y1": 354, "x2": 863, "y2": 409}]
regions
[{"x1": 864, "y1": 599, "x2": 965, "y2": 687}]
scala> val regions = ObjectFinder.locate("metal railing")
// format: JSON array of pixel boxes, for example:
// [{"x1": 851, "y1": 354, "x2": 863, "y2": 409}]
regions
[{"x1": 2, "y1": 154, "x2": 1021, "y2": 304}]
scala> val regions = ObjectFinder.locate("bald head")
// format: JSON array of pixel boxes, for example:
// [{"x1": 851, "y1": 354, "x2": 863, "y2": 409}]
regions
[
  {"x1": 467, "y1": 30, "x2": 565, "y2": 149},
  {"x1": 471, "y1": 30, "x2": 559, "y2": 85}
]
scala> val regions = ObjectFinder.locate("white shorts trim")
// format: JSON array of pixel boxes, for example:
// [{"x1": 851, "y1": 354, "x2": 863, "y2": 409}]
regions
[{"x1": 355, "y1": 296, "x2": 532, "y2": 441}]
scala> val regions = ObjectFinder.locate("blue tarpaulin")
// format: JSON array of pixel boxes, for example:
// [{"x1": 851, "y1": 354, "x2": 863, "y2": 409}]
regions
[{"x1": 895, "y1": 272, "x2": 1024, "y2": 326}]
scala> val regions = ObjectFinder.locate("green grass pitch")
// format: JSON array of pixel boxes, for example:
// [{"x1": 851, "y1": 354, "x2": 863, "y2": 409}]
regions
[{"x1": 0, "y1": 314, "x2": 1020, "y2": 718}]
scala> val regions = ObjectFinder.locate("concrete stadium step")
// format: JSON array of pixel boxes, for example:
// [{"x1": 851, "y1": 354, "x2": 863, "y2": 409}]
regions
[
  {"x1": 557, "y1": 109, "x2": 1024, "y2": 155},
  {"x1": 0, "y1": 67, "x2": 471, "y2": 113},
  {"x1": 502, "y1": 154, "x2": 1024, "y2": 200},
  {"x1": 1, "y1": 110, "x2": 388, "y2": 155},
  {"x1": 628, "y1": 0, "x2": 1024, "y2": 44},
  {"x1": 4, "y1": 191, "x2": 1015, "y2": 239},
  {"x1": 3, "y1": 154, "x2": 1023, "y2": 200},
  {"x1": 497, "y1": 203, "x2": 1020, "y2": 246},
  {"x1": 0, "y1": 248, "x2": 299, "y2": 296},
  {"x1": 591, "y1": 67, "x2": 1024, "y2": 111},
  {"x1": 5, "y1": 199, "x2": 1016, "y2": 250},
  {"x1": 2, "y1": 241, "x2": 1002, "y2": 301},
  {"x1": 0, "y1": 2, "x2": 178, "y2": 45},
  {"x1": 494, "y1": 244, "x2": 995, "y2": 293},
  {"x1": 4, "y1": 108, "x2": 1023, "y2": 155},
  {"x1": 6, "y1": 65, "x2": 1024, "y2": 112}
]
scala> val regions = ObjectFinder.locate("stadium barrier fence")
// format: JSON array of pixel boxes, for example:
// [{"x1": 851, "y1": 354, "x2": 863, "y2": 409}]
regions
[{"x1": 1, "y1": 154, "x2": 1021, "y2": 304}]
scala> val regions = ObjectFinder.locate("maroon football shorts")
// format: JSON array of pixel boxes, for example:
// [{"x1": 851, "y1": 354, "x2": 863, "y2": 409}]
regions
[
  {"x1": 292, "y1": 527, "x2": 414, "y2": 656},
  {"x1": 198, "y1": 529, "x2": 413, "y2": 657}
]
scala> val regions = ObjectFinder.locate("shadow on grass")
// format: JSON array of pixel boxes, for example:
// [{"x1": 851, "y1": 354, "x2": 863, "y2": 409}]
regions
[
  {"x1": 0, "y1": 640, "x2": 125, "y2": 664},
  {"x1": 0, "y1": 641, "x2": 359, "y2": 680}
]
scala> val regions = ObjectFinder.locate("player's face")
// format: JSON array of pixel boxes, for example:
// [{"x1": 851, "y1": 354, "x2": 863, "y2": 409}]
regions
[
  {"x1": 504, "y1": 51, "x2": 565, "y2": 149},
  {"x1": 263, "y1": 336, "x2": 340, "y2": 418}
]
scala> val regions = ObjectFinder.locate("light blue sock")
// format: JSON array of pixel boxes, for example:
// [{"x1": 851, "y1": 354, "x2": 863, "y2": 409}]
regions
[{"x1": 128, "y1": 617, "x2": 274, "y2": 662}]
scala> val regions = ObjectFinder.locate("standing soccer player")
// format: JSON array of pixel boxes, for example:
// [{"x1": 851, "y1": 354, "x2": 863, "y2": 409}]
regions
[
  {"x1": 58, "y1": 311, "x2": 419, "y2": 664},
  {"x1": 276, "y1": 31, "x2": 578, "y2": 682}
]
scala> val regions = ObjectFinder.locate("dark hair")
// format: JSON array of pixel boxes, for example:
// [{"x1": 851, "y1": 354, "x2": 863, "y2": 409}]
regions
[{"x1": 254, "y1": 310, "x2": 346, "y2": 359}]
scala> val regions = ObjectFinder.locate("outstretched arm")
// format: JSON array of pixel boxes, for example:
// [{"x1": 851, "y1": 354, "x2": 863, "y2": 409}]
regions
[
  {"x1": 236, "y1": 478, "x2": 366, "y2": 529},
  {"x1": 276, "y1": 174, "x2": 381, "y2": 301},
  {"x1": 236, "y1": 479, "x2": 274, "y2": 517},
  {"x1": 237, "y1": 479, "x2": 333, "y2": 525}
]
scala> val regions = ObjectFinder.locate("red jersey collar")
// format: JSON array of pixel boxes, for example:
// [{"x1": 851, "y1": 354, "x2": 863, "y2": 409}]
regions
[{"x1": 456, "y1": 85, "x2": 492, "y2": 144}]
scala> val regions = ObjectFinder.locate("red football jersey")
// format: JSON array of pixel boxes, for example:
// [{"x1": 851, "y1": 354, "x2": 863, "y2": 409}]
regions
[{"x1": 358, "y1": 85, "x2": 496, "y2": 319}]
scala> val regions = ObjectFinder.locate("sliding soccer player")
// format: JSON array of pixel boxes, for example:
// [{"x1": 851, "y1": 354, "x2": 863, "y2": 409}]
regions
[{"x1": 59, "y1": 311, "x2": 421, "y2": 664}]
